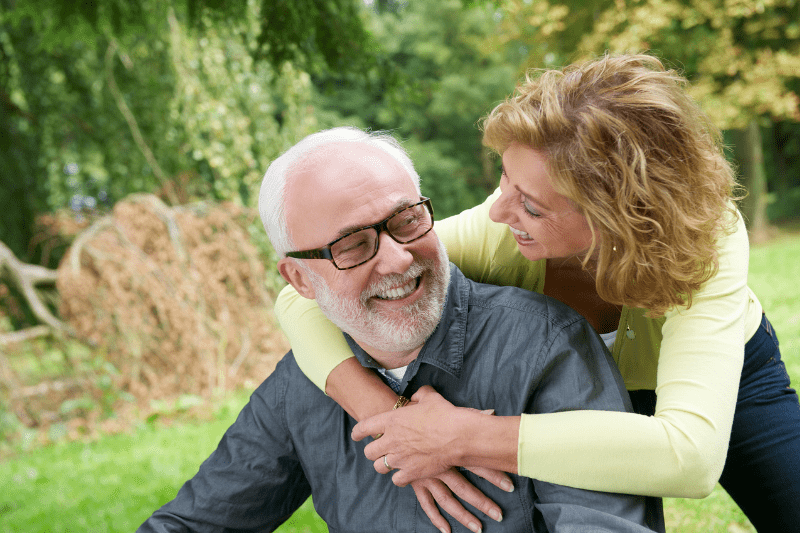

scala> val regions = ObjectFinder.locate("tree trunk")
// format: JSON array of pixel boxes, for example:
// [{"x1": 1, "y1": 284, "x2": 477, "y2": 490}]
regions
[
  {"x1": 731, "y1": 119, "x2": 771, "y2": 243},
  {"x1": 770, "y1": 122, "x2": 790, "y2": 196}
]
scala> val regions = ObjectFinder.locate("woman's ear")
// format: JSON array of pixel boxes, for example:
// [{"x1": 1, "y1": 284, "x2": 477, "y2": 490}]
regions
[{"x1": 277, "y1": 258, "x2": 316, "y2": 299}]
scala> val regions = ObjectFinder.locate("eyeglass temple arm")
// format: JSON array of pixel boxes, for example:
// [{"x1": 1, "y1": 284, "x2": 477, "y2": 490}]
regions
[{"x1": 286, "y1": 248, "x2": 333, "y2": 260}]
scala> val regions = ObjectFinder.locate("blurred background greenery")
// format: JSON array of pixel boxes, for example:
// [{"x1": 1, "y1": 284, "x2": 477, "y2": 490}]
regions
[{"x1": 1, "y1": 0, "x2": 799, "y2": 531}]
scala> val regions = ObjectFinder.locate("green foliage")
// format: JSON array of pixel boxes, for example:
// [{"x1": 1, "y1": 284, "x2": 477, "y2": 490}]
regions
[
  {"x1": 0, "y1": 0, "x2": 318, "y2": 262},
  {"x1": 664, "y1": 487, "x2": 754, "y2": 531},
  {"x1": 0, "y1": 0, "x2": 378, "y2": 263},
  {"x1": 496, "y1": 0, "x2": 800, "y2": 129},
  {"x1": 311, "y1": 0, "x2": 528, "y2": 218},
  {"x1": 487, "y1": 0, "x2": 800, "y2": 227},
  {"x1": 582, "y1": 0, "x2": 800, "y2": 129},
  {"x1": 166, "y1": 9, "x2": 317, "y2": 202},
  {"x1": 3, "y1": 0, "x2": 372, "y2": 74},
  {"x1": 255, "y1": 0, "x2": 373, "y2": 75},
  {"x1": 767, "y1": 186, "x2": 800, "y2": 221},
  {"x1": 764, "y1": 121, "x2": 800, "y2": 216}
]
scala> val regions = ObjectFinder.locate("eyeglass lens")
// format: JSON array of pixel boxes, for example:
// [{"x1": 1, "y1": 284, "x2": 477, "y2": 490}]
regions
[{"x1": 330, "y1": 203, "x2": 432, "y2": 268}]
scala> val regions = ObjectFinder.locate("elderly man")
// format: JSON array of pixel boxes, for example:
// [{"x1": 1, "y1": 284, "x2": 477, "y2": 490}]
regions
[{"x1": 138, "y1": 127, "x2": 662, "y2": 533}]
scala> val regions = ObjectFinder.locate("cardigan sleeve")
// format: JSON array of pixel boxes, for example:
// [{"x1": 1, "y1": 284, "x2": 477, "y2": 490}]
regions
[
  {"x1": 274, "y1": 287, "x2": 352, "y2": 391},
  {"x1": 274, "y1": 189, "x2": 543, "y2": 392},
  {"x1": 276, "y1": 189, "x2": 757, "y2": 499},
  {"x1": 518, "y1": 211, "x2": 754, "y2": 497}
]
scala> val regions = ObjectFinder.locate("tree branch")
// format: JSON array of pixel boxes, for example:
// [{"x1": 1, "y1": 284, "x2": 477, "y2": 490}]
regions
[
  {"x1": 0, "y1": 325, "x2": 53, "y2": 347},
  {"x1": 0, "y1": 240, "x2": 72, "y2": 335},
  {"x1": 105, "y1": 40, "x2": 178, "y2": 205}
]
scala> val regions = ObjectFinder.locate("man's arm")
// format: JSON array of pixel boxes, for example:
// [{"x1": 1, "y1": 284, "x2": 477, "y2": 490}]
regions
[
  {"x1": 529, "y1": 319, "x2": 660, "y2": 532},
  {"x1": 137, "y1": 360, "x2": 311, "y2": 533}
]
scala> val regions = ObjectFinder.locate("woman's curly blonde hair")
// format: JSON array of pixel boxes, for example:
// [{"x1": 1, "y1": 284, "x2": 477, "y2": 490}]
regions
[{"x1": 482, "y1": 53, "x2": 741, "y2": 316}]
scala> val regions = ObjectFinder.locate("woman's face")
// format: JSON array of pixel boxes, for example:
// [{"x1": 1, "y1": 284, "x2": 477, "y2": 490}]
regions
[{"x1": 489, "y1": 143, "x2": 595, "y2": 263}]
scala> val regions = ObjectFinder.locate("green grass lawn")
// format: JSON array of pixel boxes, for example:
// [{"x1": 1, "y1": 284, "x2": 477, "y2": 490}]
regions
[
  {"x1": 0, "y1": 393, "x2": 325, "y2": 533},
  {"x1": 1, "y1": 231, "x2": 797, "y2": 532}
]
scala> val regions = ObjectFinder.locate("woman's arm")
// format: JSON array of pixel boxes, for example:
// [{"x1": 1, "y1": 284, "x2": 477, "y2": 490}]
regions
[
  {"x1": 515, "y1": 212, "x2": 753, "y2": 497},
  {"x1": 353, "y1": 212, "x2": 755, "y2": 498}
]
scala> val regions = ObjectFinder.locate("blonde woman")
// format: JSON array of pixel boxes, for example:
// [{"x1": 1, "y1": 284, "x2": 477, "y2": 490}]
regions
[{"x1": 275, "y1": 54, "x2": 800, "y2": 532}]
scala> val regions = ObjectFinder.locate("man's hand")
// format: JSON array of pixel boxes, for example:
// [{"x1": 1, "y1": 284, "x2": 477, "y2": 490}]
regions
[{"x1": 411, "y1": 468, "x2": 512, "y2": 533}]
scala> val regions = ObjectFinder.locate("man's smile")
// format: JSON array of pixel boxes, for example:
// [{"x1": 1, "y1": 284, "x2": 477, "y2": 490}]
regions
[{"x1": 374, "y1": 276, "x2": 421, "y2": 301}]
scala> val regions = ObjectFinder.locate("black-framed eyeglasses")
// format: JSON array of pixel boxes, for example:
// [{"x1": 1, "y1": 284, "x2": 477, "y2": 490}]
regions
[{"x1": 286, "y1": 197, "x2": 434, "y2": 270}]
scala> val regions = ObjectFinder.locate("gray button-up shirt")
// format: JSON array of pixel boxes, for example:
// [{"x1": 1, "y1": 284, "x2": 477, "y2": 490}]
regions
[{"x1": 139, "y1": 264, "x2": 663, "y2": 533}]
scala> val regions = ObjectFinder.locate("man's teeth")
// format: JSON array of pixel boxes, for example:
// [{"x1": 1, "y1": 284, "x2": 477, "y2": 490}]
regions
[
  {"x1": 510, "y1": 226, "x2": 532, "y2": 239},
  {"x1": 377, "y1": 279, "x2": 418, "y2": 300}
]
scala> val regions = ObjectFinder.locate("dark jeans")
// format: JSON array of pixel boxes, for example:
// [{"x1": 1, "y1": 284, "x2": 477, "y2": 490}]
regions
[{"x1": 630, "y1": 314, "x2": 800, "y2": 532}]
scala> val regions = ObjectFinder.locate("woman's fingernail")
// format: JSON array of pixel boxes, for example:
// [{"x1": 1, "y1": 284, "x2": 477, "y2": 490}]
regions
[
  {"x1": 502, "y1": 480, "x2": 514, "y2": 492},
  {"x1": 491, "y1": 509, "x2": 503, "y2": 522},
  {"x1": 469, "y1": 522, "x2": 482, "y2": 533}
]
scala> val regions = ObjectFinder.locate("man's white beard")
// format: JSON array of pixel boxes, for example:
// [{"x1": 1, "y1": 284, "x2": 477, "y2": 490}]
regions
[{"x1": 305, "y1": 241, "x2": 450, "y2": 353}]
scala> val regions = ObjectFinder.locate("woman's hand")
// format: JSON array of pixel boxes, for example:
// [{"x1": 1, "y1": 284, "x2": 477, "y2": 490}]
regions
[
  {"x1": 352, "y1": 386, "x2": 488, "y2": 486},
  {"x1": 411, "y1": 468, "x2": 512, "y2": 533}
]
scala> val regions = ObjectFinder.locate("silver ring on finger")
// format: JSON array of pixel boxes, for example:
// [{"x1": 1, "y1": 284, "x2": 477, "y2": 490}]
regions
[{"x1": 383, "y1": 455, "x2": 392, "y2": 471}]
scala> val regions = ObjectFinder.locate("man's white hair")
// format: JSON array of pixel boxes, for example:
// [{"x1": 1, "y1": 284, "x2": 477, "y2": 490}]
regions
[{"x1": 258, "y1": 127, "x2": 421, "y2": 257}]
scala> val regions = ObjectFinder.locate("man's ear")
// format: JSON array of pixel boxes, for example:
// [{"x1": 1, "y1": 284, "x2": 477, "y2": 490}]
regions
[{"x1": 277, "y1": 258, "x2": 316, "y2": 299}]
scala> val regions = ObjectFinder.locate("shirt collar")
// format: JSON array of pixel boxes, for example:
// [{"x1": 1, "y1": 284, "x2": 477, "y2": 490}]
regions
[{"x1": 344, "y1": 263, "x2": 468, "y2": 389}]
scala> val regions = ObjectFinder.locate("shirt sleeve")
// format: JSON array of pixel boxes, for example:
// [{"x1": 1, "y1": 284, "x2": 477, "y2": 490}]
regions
[
  {"x1": 276, "y1": 189, "x2": 543, "y2": 393},
  {"x1": 137, "y1": 363, "x2": 311, "y2": 532},
  {"x1": 528, "y1": 317, "x2": 659, "y2": 532},
  {"x1": 519, "y1": 212, "x2": 751, "y2": 498}
]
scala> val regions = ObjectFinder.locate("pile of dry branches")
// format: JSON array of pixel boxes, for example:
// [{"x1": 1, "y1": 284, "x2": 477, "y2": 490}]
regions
[{"x1": 57, "y1": 194, "x2": 288, "y2": 401}]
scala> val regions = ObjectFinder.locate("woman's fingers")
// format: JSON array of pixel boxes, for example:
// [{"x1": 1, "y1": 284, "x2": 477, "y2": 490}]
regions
[
  {"x1": 439, "y1": 469, "x2": 503, "y2": 525},
  {"x1": 410, "y1": 384, "x2": 438, "y2": 402},
  {"x1": 412, "y1": 475, "x2": 488, "y2": 533},
  {"x1": 351, "y1": 411, "x2": 390, "y2": 442},
  {"x1": 411, "y1": 481, "x2": 451, "y2": 533},
  {"x1": 465, "y1": 466, "x2": 515, "y2": 493}
]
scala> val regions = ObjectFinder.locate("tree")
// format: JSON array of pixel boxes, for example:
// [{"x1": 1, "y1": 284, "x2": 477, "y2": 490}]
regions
[
  {"x1": 3, "y1": 0, "x2": 374, "y2": 74},
  {"x1": 1, "y1": 0, "x2": 363, "y2": 333},
  {"x1": 493, "y1": 0, "x2": 800, "y2": 233},
  {"x1": 0, "y1": 0, "x2": 375, "y2": 261},
  {"x1": 312, "y1": 0, "x2": 528, "y2": 217}
]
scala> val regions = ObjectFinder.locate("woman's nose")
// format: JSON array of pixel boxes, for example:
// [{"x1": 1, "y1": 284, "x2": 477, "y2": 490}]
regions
[{"x1": 489, "y1": 188, "x2": 516, "y2": 225}]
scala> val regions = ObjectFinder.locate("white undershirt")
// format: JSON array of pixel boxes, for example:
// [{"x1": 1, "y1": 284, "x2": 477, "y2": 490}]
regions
[
  {"x1": 379, "y1": 365, "x2": 408, "y2": 382},
  {"x1": 599, "y1": 329, "x2": 618, "y2": 349}
]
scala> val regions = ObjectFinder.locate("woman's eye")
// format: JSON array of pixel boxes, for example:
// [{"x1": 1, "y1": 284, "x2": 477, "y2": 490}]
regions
[{"x1": 522, "y1": 197, "x2": 541, "y2": 218}]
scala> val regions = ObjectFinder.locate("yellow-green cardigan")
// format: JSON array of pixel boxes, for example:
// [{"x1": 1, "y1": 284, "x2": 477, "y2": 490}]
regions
[{"x1": 275, "y1": 189, "x2": 763, "y2": 498}]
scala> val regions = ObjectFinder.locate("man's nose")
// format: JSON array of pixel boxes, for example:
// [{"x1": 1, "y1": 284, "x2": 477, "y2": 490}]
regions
[{"x1": 373, "y1": 231, "x2": 415, "y2": 274}]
